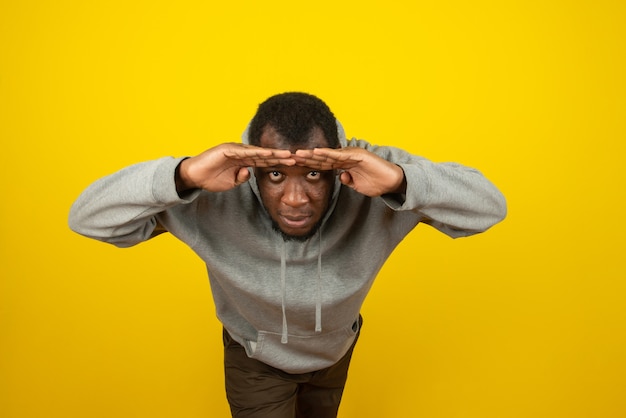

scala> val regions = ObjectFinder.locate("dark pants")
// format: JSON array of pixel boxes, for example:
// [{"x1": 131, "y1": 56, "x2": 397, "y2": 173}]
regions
[{"x1": 223, "y1": 319, "x2": 361, "y2": 418}]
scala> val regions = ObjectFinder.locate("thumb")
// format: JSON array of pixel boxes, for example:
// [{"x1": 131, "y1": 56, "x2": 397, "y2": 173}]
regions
[
  {"x1": 339, "y1": 170, "x2": 354, "y2": 187},
  {"x1": 235, "y1": 167, "x2": 251, "y2": 185}
]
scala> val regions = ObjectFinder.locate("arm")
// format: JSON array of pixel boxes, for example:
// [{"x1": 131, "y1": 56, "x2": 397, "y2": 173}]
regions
[
  {"x1": 396, "y1": 157, "x2": 507, "y2": 237},
  {"x1": 68, "y1": 143, "x2": 296, "y2": 247},
  {"x1": 294, "y1": 139, "x2": 507, "y2": 238},
  {"x1": 68, "y1": 157, "x2": 195, "y2": 247}
]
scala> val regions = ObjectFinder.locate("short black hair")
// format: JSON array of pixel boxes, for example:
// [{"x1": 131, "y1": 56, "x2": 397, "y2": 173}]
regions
[{"x1": 248, "y1": 92, "x2": 340, "y2": 148}]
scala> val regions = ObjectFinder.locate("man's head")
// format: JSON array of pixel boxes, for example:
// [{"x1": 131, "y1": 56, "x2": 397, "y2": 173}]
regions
[
  {"x1": 248, "y1": 92, "x2": 340, "y2": 149},
  {"x1": 250, "y1": 92, "x2": 339, "y2": 241}
]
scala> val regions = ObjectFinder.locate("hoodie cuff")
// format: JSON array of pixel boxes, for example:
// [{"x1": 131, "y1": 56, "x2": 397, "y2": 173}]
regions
[
  {"x1": 151, "y1": 157, "x2": 202, "y2": 205},
  {"x1": 381, "y1": 162, "x2": 430, "y2": 211}
]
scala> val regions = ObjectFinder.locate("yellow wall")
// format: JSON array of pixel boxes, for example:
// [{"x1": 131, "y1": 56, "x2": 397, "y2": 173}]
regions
[{"x1": 1, "y1": 1, "x2": 625, "y2": 417}]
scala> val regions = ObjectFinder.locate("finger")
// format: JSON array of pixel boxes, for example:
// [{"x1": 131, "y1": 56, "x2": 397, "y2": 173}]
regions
[
  {"x1": 224, "y1": 147, "x2": 291, "y2": 160},
  {"x1": 294, "y1": 148, "x2": 343, "y2": 161},
  {"x1": 301, "y1": 148, "x2": 362, "y2": 165},
  {"x1": 312, "y1": 148, "x2": 360, "y2": 162},
  {"x1": 251, "y1": 157, "x2": 297, "y2": 167},
  {"x1": 224, "y1": 149, "x2": 295, "y2": 167},
  {"x1": 293, "y1": 154, "x2": 359, "y2": 170},
  {"x1": 249, "y1": 149, "x2": 297, "y2": 166}
]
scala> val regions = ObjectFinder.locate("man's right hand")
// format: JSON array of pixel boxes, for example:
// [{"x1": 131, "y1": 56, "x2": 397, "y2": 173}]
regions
[{"x1": 175, "y1": 143, "x2": 295, "y2": 194}]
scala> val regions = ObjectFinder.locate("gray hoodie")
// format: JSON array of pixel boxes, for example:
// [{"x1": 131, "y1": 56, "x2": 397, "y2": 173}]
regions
[{"x1": 68, "y1": 124, "x2": 506, "y2": 373}]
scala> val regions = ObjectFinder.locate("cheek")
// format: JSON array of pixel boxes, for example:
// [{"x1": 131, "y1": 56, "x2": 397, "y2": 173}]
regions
[
  {"x1": 257, "y1": 182, "x2": 282, "y2": 206},
  {"x1": 310, "y1": 188, "x2": 328, "y2": 201},
  {"x1": 309, "y1": 184, "x2": 333, "y2": 205}
]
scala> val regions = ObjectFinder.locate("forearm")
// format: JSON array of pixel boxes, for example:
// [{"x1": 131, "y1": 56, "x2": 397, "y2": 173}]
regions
[
  {"x1": 68, "y1": 157, "x2": 197, "y2": 246},
  {"x1": 354, "y1": 139, "x2": 506, "y2": 236},
  {"x1": 398, "y1": 160, "x2": 507, "y2": 237}
]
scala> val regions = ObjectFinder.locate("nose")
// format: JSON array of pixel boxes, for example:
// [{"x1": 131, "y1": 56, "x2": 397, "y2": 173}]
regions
[{"x1": 281, "y1": 179, "x2": 309, "y2": 207}]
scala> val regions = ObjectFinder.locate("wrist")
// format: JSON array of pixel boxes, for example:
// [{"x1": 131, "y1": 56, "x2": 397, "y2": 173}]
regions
[
  {"x1": 175, "y1": 158, "x2": 196, "y2": 196},
  {"x1": 390, "y1": 164, "x2": 407, "y2": 195}
]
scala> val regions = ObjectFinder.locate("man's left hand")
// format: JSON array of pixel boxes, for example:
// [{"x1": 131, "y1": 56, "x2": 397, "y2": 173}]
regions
[{"x1": 293, "y1": 147, "x2": 406, "y2": 197}]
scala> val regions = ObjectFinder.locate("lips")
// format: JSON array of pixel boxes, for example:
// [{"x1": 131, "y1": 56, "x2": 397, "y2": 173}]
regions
[{"x1": 279, "y1": 213, "x2": 313, "y2": 229}]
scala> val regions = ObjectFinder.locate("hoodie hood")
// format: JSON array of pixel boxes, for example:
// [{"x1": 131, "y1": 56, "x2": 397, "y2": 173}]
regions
[{"x1": 240, "y1": 120, "x2": 348, "y2": 343}]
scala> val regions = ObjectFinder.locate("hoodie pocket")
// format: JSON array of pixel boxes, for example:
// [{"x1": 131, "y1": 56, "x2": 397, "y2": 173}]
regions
[{"x1": 248, "y1": 319, "x2": 360, "y2": 374}]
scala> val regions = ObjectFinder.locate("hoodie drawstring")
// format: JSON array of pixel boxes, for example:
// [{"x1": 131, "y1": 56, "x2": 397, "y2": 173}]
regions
[
  {"x1": 315, "y1": 230, "x2": 322, "y2": 333},
  {"x1": 281, "y1": 240, "x2": 288, "y2": 344},
  {"x1": 280, "y1": 231, "x2": 323, "y2": 344}
]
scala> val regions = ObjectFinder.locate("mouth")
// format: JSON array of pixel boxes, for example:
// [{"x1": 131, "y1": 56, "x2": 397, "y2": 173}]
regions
[
  {"x1": 271, "y1": 211, "x2": 324, "y2": 241},
  {"x1": 279, "y1": 214, "x2": 313, "y2": 230}
]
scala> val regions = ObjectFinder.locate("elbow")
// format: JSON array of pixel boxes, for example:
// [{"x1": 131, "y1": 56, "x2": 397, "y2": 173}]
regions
[
  {"x1": 471, "y1": 191, "x2": 507, "y2": 235},
  {"x1": 448, "y1": 193, "x2": 507, "y2": 238},
  {"x1": 492, "y1": 190, "x2": 508, "y2": 225},
  {"x1": 68, "y1": 216, "x2": 142, "y2": 248},
  {"x1": 67, "y1": 204, "x2": 89, "y2": 237},
  {"x1": 68, "y1": 206, "x2": 158, "y2": 248},
  {"x1": 476, "y1": 190, "x2": 507, "y2": 233}
]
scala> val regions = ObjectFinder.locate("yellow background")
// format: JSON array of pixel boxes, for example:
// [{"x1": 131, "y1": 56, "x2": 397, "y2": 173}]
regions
[{"x1": 1, "y1": 1, "x2": 625, "y2": 417}]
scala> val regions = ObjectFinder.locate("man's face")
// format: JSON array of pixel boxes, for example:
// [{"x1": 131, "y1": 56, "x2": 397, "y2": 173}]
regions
[{"x1": 256, "y1": 125, "x2": 335, "y2": 241}]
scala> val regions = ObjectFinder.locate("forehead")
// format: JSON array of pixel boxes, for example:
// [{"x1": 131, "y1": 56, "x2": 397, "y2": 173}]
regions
[{"x1": 259, "y1": 125, "x2": 330, "y2": 151}]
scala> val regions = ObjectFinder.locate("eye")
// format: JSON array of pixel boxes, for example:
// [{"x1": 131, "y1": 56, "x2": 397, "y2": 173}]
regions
[
  {"x1": 268, "y1": 171, "x2": 284, "y2": 182},
  {"x1": 307, "y1": 171, "x2": 320, "y2": 180}
]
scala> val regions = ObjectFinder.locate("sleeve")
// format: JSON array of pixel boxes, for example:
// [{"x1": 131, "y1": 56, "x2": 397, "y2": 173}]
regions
[
  {"x1": 349, "y1": 139, "x2": 507, "y2": 238},
  {"x1": 68, "y1": 157, "x2": 202, "y2": 247}
]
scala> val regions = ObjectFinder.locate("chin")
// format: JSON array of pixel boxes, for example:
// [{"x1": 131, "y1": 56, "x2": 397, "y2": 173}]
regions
[{"x1": 272, "y1": 223, "x2": 321, "y2": 242}]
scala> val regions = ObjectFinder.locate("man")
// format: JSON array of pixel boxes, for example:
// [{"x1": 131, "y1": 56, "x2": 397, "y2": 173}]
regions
[{"x1": 69, "y1": 92, "x2": 507, "y2": 418}]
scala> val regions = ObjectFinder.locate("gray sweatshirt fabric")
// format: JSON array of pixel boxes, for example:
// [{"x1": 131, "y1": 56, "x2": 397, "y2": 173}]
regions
[{"x1": 68, "y1": 126, "x2": 506, "y2": 374}]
